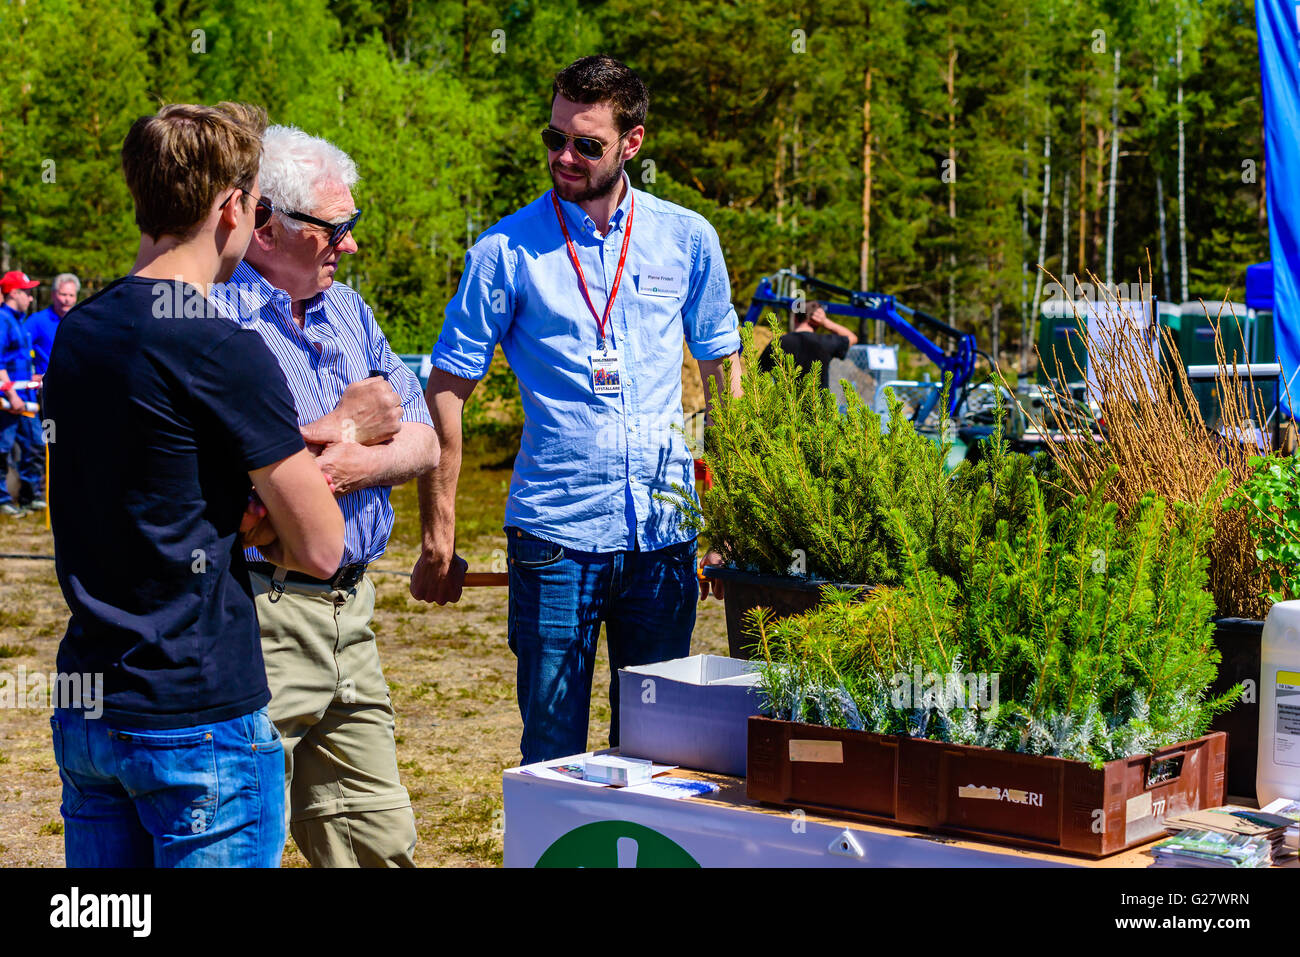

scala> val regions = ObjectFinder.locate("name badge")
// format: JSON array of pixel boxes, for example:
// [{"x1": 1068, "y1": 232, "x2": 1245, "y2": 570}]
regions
[
  {"x1": 589, "y1": 350, "x2": 622, "y2": 396},
  {"x1": 639, "y1": 267, "x2": 684, "y2": 298}
]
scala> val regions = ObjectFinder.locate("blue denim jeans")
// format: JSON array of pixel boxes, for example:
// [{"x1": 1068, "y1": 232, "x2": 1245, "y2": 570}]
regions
[
  {"x1": 0, "y1": 413, "x2": 42, "y2": 505},
  {"x1": 506, "y1": 528, "x2": 697, "y2": 765},
  {"x1": 50, "y1": 706, "x2": 286, "y2": 867}
]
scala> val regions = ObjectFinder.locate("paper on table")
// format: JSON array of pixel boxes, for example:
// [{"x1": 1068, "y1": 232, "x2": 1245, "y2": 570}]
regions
[
  {"x1": 519, "y1": 759, "x2": 678, "y2": 787},
  {"x1": 519, "y1": 762, "x2": 607, "y2": 787},
  {"x1": 623, "y1": 777, "x2": 722, "y2": 800}
]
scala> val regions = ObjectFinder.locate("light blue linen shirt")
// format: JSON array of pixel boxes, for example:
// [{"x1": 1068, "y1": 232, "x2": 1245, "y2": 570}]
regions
[{"x1": 431, "y1": 172, "x2": 740, "y2": 552}]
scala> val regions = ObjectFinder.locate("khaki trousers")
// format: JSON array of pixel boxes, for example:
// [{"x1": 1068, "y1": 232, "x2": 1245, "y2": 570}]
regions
[{"x1": 249, "y1": 571, "x2": 416, "y2": 868}]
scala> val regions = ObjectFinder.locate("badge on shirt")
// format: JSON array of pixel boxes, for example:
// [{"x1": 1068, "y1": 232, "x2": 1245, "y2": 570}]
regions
[
  {"x1": 589, "y1": 350, "x2": 622, "y2": 396},
  {"x1": 638, "y1": 267, "x2": 685, "y2": 298}
]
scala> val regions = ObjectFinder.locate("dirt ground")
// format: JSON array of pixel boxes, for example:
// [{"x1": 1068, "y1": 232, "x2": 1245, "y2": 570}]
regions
[{"x1": 0, "y1": 430, "x2": 729, "y2": 868}]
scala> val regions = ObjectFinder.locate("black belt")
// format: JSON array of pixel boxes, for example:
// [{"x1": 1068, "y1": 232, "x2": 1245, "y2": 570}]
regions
[{"x1": 248, "y1": 561, "x2": 368, "y2": 591}]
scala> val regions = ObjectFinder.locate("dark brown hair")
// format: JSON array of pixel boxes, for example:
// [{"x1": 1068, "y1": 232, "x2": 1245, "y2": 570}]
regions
[
  {"x1": 552, "y1": 56, "x2": 648, "y2": 134},
  {"x1": 121, "y1": 102, "x2": 267, "y2": 240}
]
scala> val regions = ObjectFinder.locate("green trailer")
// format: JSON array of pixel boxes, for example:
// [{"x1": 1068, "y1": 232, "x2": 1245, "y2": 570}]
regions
[
  {"x1": 1177, "y1": 301, "x2": 1274, "y2": 367},
  {"x1": 1036, "y1": 299, "x2": 1179, "y2": 385},
  {"x1": 1036, "y1": 300, "x2": 1088, "y2": 384}
]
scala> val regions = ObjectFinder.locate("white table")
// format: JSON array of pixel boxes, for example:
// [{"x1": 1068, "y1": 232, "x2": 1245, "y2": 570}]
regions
[{"x1": 502, "y1": 752, "x2": 1187, "y2": 868}]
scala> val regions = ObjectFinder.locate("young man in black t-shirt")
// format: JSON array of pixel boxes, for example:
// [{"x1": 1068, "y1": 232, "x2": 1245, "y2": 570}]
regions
[
  {"x1": 42, "y1": 103, "x2": 344, "y2": 867},
  {"x1": 758, "y1": 301, "x2": 860, "y2": 389}
]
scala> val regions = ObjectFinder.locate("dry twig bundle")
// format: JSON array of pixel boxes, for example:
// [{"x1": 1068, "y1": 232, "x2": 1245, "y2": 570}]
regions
[{"x1": 1029, "y1": 268, "x2": 1276, "y2": 619}]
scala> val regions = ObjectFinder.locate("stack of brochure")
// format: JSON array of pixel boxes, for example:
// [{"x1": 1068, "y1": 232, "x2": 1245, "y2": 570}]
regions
[
  {"x1": 1260, "y1": 797, "x2": 1300, "y2": 850},
  {"x1": 1156, "y1": 805, "x2": 1294, "y2": 865},
  {"x1": 1150, "y1": 829, "x2": 1272, "y2": 868}
]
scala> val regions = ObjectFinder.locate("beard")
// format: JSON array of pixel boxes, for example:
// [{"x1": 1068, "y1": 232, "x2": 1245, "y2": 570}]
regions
[{"x1": 550, "y1": 157, "x2": 625, "y2": 203}]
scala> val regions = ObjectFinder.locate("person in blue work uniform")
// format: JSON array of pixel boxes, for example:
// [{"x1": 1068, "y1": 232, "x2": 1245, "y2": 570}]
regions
[
  {"x1": 28, "y1": 272, "x2": 80, "y2": 378},
  {"x1": 0, "y1": 270, "x2": 43, "y2": 516},
  {"x1": 410, "y1": 55, "x2": 743, "y2": 765}
]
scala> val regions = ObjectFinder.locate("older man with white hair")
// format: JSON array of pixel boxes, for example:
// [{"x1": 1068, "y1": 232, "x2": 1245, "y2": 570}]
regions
[
  {"x1": 28, "y1": 272, "x2": 80, "y2": 379},
  {"x1": 214, "y1": 125, "x2": 438, "y2": 867}
]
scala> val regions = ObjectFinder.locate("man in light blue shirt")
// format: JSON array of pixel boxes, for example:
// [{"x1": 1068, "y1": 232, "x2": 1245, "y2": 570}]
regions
[{"x1": 412, "y1": 55, "x2": 742, "y2": 764}]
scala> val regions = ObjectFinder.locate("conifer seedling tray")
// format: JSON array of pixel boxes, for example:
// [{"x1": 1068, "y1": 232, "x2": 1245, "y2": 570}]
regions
[{"x1": 746, "y1": 717, "x2": 1227, "y2": 858}]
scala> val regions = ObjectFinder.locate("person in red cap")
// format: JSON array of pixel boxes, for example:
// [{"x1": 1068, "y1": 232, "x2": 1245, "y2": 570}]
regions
[{"x1": 0, "y1": 270, "x2": 42, "y2": 516}]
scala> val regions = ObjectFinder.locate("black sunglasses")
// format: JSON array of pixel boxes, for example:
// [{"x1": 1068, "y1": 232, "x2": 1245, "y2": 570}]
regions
[
  {"x1": 256, "y1": 196, "x2": 361, "y2": 246},
  {"x1": 540, "y1": 126, "x2": 625, "y2": 161},
  {"x1": 220, "y1": 187, "x2": 273, "y2": 229}
]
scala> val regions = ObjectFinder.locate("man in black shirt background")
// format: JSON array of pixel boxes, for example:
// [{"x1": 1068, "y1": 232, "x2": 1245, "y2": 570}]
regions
[
  {"x1": 42, "y1": 102, "x2": 344, "y2": 867},
  {"x1": 758, "y1": 300, "x2": 860, "y2": 389}
]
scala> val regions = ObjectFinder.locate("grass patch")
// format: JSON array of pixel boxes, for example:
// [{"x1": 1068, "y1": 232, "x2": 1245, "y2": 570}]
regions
[
  {"x1": 0, "y1": 644, "x2": 35, "y2": 658},
  {"x1": 0, "y1": 608, "x2": 36, "y2": 630},
  {"x1": 38, "y1": 819, "x2": 63, "y2": 837},
  {"x1": 386, "y1": 426, "x2": 519, "y2": 554}
]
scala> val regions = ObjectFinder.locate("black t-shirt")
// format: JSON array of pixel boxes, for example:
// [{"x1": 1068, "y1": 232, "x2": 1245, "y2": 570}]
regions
[
  {"x1": 44, "y1": 276, "x2": 305, "y2": 729},
  {"x1": 759, "y1": 331, "x2": 851, "y2": 389}
]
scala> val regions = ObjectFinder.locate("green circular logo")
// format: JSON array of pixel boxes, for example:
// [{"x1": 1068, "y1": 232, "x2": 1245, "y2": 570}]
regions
[{"x1": 536, "y1": 820, "x2": 700, "y2": 868}]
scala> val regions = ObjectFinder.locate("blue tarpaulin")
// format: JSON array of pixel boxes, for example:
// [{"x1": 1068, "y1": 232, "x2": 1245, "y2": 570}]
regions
[
  {"x1": 1246, "y1": 261, "x2": 1273, "y2": 311},
  {"x1": 1258, "y1": 1, "x2": 1300, "y2": 414}
]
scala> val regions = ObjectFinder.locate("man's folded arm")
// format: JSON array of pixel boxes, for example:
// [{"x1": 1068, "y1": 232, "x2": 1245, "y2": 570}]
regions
[{"x1": 249, "y1": 449, "x2": 345, "y2": 578}]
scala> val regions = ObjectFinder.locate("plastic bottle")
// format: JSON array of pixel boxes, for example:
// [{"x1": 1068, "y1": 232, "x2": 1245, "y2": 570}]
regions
[{"x1": 1257, "y1": 600, "x2": 1300, "y2": 806}]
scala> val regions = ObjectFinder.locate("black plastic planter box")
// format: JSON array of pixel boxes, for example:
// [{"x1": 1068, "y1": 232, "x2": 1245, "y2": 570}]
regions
[
  {"x1": 1207, "y1": 617, "x2": 1264, "y2": 799},
  {"x1": 701, "y1": 565, "x2": 868, "y2": 659}
]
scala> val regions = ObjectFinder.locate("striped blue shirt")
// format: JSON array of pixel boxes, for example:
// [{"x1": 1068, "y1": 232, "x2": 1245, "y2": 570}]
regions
[
  {"x1": 431, "y1": 172, "x2": 740, "y2": 552},
  {"x1": 215, "y1": 260, "x2": 433, "y2": 567}
]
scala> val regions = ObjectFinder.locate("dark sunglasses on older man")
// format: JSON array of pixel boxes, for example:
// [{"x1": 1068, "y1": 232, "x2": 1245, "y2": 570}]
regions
[
  {"x1": 255, "y1": 196, "x2": 361, "y2": 246},
  {"x1": 540, "y1": 126, "x2": 625, "y2": 161},
  {"x1": 220, "y1": 187, "x2": 273, "y2": 229}
]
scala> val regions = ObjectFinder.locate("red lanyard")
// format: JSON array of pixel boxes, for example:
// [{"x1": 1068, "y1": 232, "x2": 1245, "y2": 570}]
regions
[{"x1": 551, "y1": 190, "x2": 634, "y2": 350}]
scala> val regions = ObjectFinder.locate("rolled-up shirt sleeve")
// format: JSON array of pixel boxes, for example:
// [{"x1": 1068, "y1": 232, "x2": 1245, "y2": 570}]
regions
[
  {"x1": 361, "y1": 299, "x2": 433, "y2": 427},
  {"x1": 430, "y1": 234, "x2": 516, "y2": 380},
  {"x1": 682, "y1": 221, "x2": 741, "y2": 361}
]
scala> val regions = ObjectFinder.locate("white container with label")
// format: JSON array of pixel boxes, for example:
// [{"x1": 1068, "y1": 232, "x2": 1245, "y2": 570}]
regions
[{"x1": 1257, "y1": 600, "x2": 1300, "y2": 806}]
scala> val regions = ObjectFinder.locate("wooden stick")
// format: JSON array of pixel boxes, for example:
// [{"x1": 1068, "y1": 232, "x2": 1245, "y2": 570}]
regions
[{"x1": 462, "y1": 572, "x2": 509, "y2": 587}]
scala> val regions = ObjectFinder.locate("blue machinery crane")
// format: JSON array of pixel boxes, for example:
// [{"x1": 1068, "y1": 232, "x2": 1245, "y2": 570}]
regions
[{"x1": 742, "y1": 270, "x2": 991, "y2": 422}]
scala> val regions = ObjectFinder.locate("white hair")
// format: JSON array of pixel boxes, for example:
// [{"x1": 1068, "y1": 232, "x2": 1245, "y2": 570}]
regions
[
  {"x1": 258, "y1": 125, "x2": 359, "y2": 227},
  {"x1": 53, "y1": 272, "x2": 80, "y2": 293}
]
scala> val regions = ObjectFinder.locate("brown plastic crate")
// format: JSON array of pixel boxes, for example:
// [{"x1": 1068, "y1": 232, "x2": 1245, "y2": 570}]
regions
[{"x1": 747, "y1": 717, "x2": 1227, "y2": 858}]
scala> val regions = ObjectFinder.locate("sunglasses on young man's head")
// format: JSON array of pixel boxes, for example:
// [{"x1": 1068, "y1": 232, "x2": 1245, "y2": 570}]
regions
[
  {"x1": 255, "y1": 196, "x2": 361, "y2": 246},
  {"x1": 540, "y1": 126, "x2": 626, "y2": 161},
  {"x1": 219, "y1": 187, "x2": 273, "y2": 229}
]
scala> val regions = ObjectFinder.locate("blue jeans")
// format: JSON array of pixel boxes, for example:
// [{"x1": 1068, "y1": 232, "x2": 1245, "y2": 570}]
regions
[
  {"x1": 51, "y1": 706, "x2": 286, "y2": 867},
  {"x1": 506, "y1": 528, "x2": 697, "y2": 764},
  {"x1": 0, "y1": 414, "x2": 42, "y2": 505}
]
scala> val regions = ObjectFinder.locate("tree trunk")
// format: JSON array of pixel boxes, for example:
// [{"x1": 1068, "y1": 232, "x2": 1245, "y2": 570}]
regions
[
  {"x1": 1061, "y1": 169, "x2": 1071, "y2": 280},
  {"x1": 1078, "y1": 89, "x2": 1087, "y2": 274},
  {"x1": 1177, "y1": 21, "x2": 1189, "y2": 302},
  {"x1": 774, "y1": 114, "x2": 786, "y2": 228},
  {"x1": 1105, "y1": 50, "x2": 1121, "y2": 287},
  {"x1": 1155, "y1": 171, "x2": 1172, "y2": 303},
  {"x1": 946, "y1": 25, "x2": 958, "y2": 328},
  {"x1": 1259, "y1": 118, "x2": 1268, "y2": 233},
  {"x1": 1093, "y1": 124, "x2": 1105, "y2": 269},
  {"x1": 1021, "y1": 137, "x2": 1030, "y2": 364},
  {"x1": 992, "y1": 297, "x2": 1002, "y2": 366},
  {"x1": 1030, "y1": 134, "x2": 1053, "y2": 349},
  {"x1": 862, "y1": 61, "x2": 880, "y2": 341},
  {"x1": 1020, "y1": 63, "x2": 1030, "y2": 368}
]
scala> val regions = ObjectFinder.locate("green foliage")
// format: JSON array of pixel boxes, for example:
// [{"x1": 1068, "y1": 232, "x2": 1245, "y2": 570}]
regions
[
  {"x1": 0, "y1": 0, "x2": 1270, "y2": 355},
  {"x1": 284, "y1": 37, "x2": 505, "y2": 351},
  {"x1": 668, "y1": 324, "x2": 958, "y2": 583},
  {"x1": 463, "y1": 348, "x2": 524, "y2": 434},
  {"x1": 755, "y1": 457, "x2": 1239, "y2": 766},
  {"x1": 1225, "y1": 454, "x2": 1300, "y2": 604}
]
